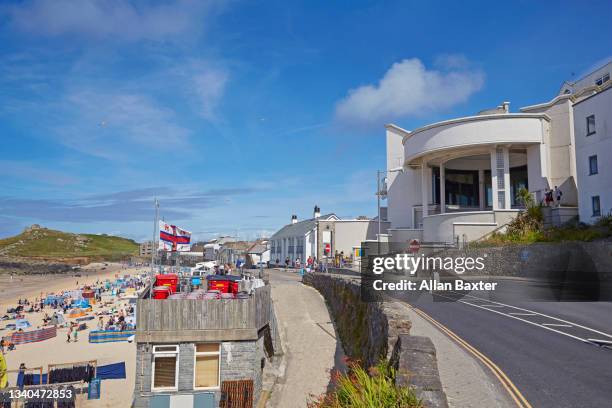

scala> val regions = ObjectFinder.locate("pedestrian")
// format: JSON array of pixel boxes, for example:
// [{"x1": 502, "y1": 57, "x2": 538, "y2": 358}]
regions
[
  {"x1": 554, "y1": 186, "x2": 563, "y2": 207},
  {"x1": 0, "y1": 339, "x2": 5, "y2": 354},
  {"x1": 545, "y1": 188, "x2": 553, "y2": 207},
  {"x1": 73, "y1": 325, "x2": 78, "y2": 342},
  {"x1": 66, "y1": 330, "x2": 71, "y2": 343}
]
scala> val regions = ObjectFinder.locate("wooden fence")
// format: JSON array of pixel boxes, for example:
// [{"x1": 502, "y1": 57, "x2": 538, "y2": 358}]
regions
[{"x1": 136, "y1": 285, "x2": 271, "y2": 333}]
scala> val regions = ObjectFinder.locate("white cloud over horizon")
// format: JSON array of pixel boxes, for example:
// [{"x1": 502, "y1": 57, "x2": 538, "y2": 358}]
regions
[
  {"x1": 4, "y1": 0, "x2": 226, "y2": 42},
  {"x1": 335, "y1": 57, "x2": 484, "y2": 126}
]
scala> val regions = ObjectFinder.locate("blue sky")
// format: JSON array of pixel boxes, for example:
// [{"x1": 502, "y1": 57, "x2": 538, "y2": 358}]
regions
[{"x1": 1, "y1": 0, "x2": 611, "y2": 242}]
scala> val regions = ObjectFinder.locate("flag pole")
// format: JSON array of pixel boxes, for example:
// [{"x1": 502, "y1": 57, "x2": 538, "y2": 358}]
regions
[{"x1": 150, "y1": 198, "x2": 159, "y2": 299}]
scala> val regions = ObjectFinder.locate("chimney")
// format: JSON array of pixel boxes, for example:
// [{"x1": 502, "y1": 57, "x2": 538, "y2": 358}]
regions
[
  {"x1": 291, "y1": 215, "x2": 298, "y2": 224},
  {"x1": 502, "y1": 101, "x2": 510, "y2": 113},
  {"x1": 314, "y1": 205, "x2": 321, "y2": 219}
]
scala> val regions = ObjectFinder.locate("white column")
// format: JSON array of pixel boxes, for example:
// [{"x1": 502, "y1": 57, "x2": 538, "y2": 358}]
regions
[
  {"x1": 421, "y1": 160, "x2": 429, "y2": 217},
  {"x1": 478, "y1": 169, "x2": 485, "y2": 210},
  {"x1": 440, "y1": 162, "x2": 446, "y2": 213},
  {"x1": 503, "y1": 147, "x2": 511, "y2": 209},
  {"x1": 490, "y1": 149, "x2": 499, "y2": 210}
]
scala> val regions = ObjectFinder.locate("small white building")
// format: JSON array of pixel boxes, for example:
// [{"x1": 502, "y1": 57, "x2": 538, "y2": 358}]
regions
[
  {"x1": 385, "y1": 61, "x2": 612, "y2": 244},
  {"x1": 269, "y1": 206, "x2": 389, "y2": 265},
  {"x1": 270, "y1": 207, "x2": 339, "y2": 264}
]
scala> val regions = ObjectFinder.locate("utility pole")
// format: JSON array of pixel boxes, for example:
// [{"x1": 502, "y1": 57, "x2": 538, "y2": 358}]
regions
[{"x1": 150, "y1": 198, "x2": 159, "y2": 299}]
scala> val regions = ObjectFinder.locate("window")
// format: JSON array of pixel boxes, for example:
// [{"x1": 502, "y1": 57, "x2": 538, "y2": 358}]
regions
[
  {"x1": 595, "y1": 73, "x2": 610, "y2": 86},
  {"x1": 194, "y1": 343, "x2": 220, "y2": 389},
  {"x1": 586, "y1": 115, "x2": 596, "y2": 136},
  {"x1": 152, "y1": 345, "x2": 179, "y2": 391},
  {"x1": 592, "y1": 196, "x2": 601, "y2": 217},
  {"x1": 589, "y1": 155, "x2": 598, "y2": 175}
]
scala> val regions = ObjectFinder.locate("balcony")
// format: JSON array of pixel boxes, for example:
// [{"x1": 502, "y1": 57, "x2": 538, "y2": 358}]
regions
[{"x1": 402, "y1": 113, "x2": 548, "y2": 165}]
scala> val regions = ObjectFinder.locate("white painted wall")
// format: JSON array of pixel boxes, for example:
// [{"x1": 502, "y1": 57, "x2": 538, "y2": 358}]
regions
[
  {"x1": 403, "y1": 115, "x2": 546, "y2": 163},
  {"x1": 333, "y1": 220, "x2": 389, "y2": 256},
  {"x1": 574, "y1": 88, "x2": 612, "y2": 223},
  {"x1": 386, "y1": 127, "x2": 419, "y2": 228}
]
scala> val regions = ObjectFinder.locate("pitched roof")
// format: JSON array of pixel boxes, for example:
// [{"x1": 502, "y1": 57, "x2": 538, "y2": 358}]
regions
[{"x1": 270, "y1": 214, "x2": 337, "y2": 239}]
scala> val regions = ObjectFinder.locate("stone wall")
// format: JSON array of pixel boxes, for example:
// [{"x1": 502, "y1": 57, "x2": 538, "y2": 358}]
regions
[
  {"x1": 133, "y1": 338, "x2": 265, "y2": 408},
  {"x1": 443, "y1": 241, "x2": 612, "y2": 280},
  {"x1": 302, "y1": 273, "x2": 448, "y2": 408}
]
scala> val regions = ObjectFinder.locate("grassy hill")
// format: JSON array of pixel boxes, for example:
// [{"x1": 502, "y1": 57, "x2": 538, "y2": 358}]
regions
[{"x1": 0, "y1": 225, "x2": 139, "y2": 262}]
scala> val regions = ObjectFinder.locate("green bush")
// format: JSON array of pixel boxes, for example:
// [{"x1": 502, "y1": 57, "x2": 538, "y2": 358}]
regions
[{"x1": 308, "y1": 360, "x2": 422, "y2": 408}]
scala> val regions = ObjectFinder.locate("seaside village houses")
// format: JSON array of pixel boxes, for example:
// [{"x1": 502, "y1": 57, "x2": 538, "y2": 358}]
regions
[{"x1": 383, "y1": 61, "x2": 612, "y2": 245}]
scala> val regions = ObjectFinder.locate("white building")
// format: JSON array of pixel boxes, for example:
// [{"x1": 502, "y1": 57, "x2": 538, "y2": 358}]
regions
[
  {"x1": 203, "y1": 236, "x2": 236, "y2": 260},
  {"x1": 385, "y1": 61, "x2": 611, "y2": 244},
  {"x1": 270, "y1": 207, "x2": 338, "y2": 264},
  {"x1": 573, "y1": 75, "x2": 612, "y2": 223},
  {"x1": 269, "y1": 206, "x2": 389, "y2": 265}
]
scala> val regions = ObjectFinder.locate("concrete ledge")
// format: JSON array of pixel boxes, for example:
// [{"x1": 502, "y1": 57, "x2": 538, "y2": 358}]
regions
[{"x1": 391, "y1": 335, "x2": 449, "y2": 408}]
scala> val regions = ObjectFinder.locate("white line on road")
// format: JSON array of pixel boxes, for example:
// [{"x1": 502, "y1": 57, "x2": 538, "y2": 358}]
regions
[
  {"x1": 432, "y1": 292, "x2": 608, "y2": 345},
  {"x1": 542, "y1": 323, "x2": 573, "y2": 328},
  {"x1": 508, "y1": 313, "x2": 537, "y2": 316},
  {"x1": 459, "y1": 292, "x2": 612, "y2": 339}
]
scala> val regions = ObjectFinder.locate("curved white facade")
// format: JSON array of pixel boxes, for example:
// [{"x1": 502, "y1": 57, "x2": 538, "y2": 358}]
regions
[{"x1": 402, "y1": 114, "x2": 549, "y2": 164}]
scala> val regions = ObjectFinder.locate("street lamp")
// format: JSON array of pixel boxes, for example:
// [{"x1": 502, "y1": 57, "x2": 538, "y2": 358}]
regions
[{"x1": 377, "y1": 167, "x2": 404, "y2": 254}]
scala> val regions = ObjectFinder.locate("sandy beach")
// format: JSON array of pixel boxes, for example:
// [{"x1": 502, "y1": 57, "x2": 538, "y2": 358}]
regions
[{"x1": 0, "y1": 262, "x2": 149, "y2": 407}]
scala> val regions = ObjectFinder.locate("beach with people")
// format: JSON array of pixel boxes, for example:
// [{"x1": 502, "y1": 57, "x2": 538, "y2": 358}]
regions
[{"x1": 0, "y1": 262, "x2": 149, "y2": 407}]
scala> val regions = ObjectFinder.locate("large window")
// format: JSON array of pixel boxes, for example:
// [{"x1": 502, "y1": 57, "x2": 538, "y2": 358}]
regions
[
  {"x1": 592, "y1": 196, "x2": 601, "y2": 217},
  {"x1": 194, "y1": 343, "x2": 220, "y2": 389},
  {"x1": 589, "y1": 155, "x2": 598, "y2": 175},
  {"x1": 152, "y1": 345, "x2": 179, "y2": 391},
  {"x1": 587, "y1": 115, "x2": 596, "y2": 136}
]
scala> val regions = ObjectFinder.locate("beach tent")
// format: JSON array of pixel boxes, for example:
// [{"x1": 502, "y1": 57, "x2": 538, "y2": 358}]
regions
[
  {"x1": 50, "y1": 314, "x2": 66, "y2": 326},
  {"x1": 67, "y1": 308, "x2": 86, "y2": 319},
  {"x1": 44, "y1": 295, "x2": 65, "y2": 305},
  {"x1": 73, "y1": 299, "x2": 90, "y2": 309},
  {"x1": 15, "y1": 319, "x2": 31, "y2": 330}
]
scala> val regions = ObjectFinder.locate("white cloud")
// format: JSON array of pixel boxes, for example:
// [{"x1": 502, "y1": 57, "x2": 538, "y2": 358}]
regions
[
  {"x1": 0, "y1": 160, "x2": 78, "y2": 186},
  {"x1": 335, "y1": 57, "x2": 484, "y2": 125},
  {"x1": 192, "y1": 69, "x2": 229, "y2": 120},
  {"x1": 5, "y1": 0, "x2": 224, "y2": 42},
  {"x1": 56, "y1": 90, "x2": 190, "y2": 160}
]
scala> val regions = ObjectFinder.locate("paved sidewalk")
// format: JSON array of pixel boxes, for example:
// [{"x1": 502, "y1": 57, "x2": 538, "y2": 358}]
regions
[
  {"x1": 398, "y1": 303, "x2": 515, "y2": 408},
  {"x1": 266, "y1": 269, "x2": 338, "y2": 408}
]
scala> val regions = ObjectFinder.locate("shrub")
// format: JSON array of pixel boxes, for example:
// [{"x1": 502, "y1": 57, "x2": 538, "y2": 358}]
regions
[{"x1": 308, "y1": 360, "x2": 422, "y2": 408}]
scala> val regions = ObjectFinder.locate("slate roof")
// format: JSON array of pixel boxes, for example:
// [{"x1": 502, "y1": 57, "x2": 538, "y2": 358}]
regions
[{"x1": 270, "y1": 214, "x2": 337, "y2": 239}]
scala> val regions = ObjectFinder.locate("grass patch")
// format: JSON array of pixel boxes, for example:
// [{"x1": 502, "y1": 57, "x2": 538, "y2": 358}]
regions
[
  {"x1": 308, "y1": 360, "x2": 422, "y2": 408},
  {"x1": 0, "y1": 227, "x2": 138, "y2": 260}
]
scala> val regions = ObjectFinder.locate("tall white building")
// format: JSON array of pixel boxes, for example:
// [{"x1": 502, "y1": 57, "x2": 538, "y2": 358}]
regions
[
  {"x1": 385, "y1": 61, "x2": 611, "y2": 244},
  {"x1": 573, "y1": 76, "x2": 612, "y2": 223}
]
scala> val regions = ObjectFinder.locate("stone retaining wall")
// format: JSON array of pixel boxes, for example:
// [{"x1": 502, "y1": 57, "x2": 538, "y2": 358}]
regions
[{"x1": 303, "y1": 272, "x2": 448, "y2": 408}]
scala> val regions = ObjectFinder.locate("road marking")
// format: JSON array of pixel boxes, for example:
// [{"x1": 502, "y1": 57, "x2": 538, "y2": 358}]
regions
[
  {"x1": 587, "y1": 338, "x2": 612, "y2": 346},
  {"x1": 410, "y1": 306, "x2": 532, "y2": 408},
  {"x1": 508, "y1": 312, "x2": 537, "y2": 316},
  {"x1": 480, "y1": 304, "x2": 506, "y2": 308},
  {"x1": 433, "y1": 292, "x2": 591, "y2": 344},
  {"x1": 542, "y1": 323, "x2": 573, "y2": 328},
  {"x1": 455, "y1": 292, "x2": 612, "y2": 339}
]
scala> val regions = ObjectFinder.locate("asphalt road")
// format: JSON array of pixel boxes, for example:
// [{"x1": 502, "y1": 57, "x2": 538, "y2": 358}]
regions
[{"x1": 391, "y1": 284, "x2": 612, "y2": 408}]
